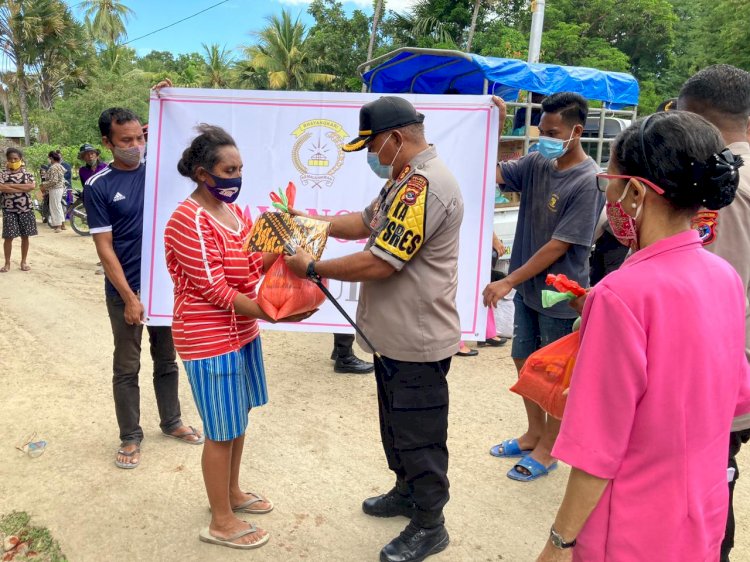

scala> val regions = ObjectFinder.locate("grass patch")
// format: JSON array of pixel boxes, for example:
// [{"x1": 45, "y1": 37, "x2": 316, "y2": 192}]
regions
[{"x1": 0, "y1": 511, "x2": 66, "y2": 561}]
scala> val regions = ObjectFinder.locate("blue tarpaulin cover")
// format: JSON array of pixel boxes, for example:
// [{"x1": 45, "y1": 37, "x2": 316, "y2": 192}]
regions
[{"x1": 361, "y1": 49, "x2": 639, "y2": 108}]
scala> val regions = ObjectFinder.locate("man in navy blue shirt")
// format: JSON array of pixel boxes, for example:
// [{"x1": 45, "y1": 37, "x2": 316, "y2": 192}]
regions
[
  {"x1": 85, "y1": 107, "x2": 203, "y2": 469},
  {"x1": 483, "y1": 93, "x2": 602, "y2": 483}
]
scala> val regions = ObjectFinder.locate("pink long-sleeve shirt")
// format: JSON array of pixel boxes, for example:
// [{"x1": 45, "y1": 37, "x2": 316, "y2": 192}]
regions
[{"x1": 554, "y1": 229, "x2": 750, "y2": 562}]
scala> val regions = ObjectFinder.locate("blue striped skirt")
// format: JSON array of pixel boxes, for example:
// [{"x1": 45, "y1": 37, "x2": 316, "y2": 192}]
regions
[{"x1": 183, "y1": 338, "x2": 268, "y2": 442}]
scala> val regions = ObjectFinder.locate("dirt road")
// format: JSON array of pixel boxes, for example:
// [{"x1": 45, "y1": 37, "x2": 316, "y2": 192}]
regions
[{"x1": 1, "y1": 225, "x2": 749, "y2": 561}]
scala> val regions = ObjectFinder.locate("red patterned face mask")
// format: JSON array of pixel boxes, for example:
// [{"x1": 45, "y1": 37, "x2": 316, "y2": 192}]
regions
[{"x1": 606, "y1": 184, "x2": 641, "y2": 250}]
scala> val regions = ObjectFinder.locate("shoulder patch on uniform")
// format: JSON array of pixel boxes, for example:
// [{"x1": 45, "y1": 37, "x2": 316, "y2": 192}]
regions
[
  {"x1": 395, "y1": 165, "x2": 412, "y2": 182},
  {"x1": 400, "y1": 174, "x2": 428, "y2": 207},
  {"x1": 374, "y1": 175, "x2": 428, "y2": 263},
  {"x1": 691, "y1": 210, "x2": 719, "y2": 246}
]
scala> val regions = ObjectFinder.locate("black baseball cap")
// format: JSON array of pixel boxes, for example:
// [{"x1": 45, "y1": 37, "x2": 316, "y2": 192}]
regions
[{"x1": 342, "y1": 96, "x2": 425, "y2": 152}]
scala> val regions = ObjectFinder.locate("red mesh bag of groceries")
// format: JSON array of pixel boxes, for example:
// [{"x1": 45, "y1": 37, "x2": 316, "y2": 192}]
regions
[
  {"x1": 256, "y1": 258, "x2": 326, "y2": 320},
  {"x1": 248, "y1": 182, "x2": 329, "y2": 321},
  {"x1": 510, "y1": 331, "x2": 580, "y2": 420}
]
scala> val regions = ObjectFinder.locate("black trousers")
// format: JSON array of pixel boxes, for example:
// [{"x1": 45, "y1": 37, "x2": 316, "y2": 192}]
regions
[
  {"x1": 333, "y1": 333, "x2": 355, "y2": 356},
  {"x1": 374, "y1": 355, "x2": 451, "y2": 517},
  {"x1": 106, "y1": 293, "x2": 182, "y2": 444},
  {"x1": 721, "y1": 428, "x2": 750, "y2": 561}
]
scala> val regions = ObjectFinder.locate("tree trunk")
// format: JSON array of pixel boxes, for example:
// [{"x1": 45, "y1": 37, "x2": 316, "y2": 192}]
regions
[
  {"x1": 466, "y1": 0, "x2": 481, "y2": 52},
  {"x1": 0, "y1": 87, "x2": 10, "y2": 124},
  {"x1": 362, "y1": 0, "x2": 384, "y2": 92},
  {"x1": 15, "y1": 60, "x2": 30, "y2": 145}
]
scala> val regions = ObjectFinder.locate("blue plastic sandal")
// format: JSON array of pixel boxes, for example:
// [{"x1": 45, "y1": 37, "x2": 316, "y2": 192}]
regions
[
  {"x1": 489, "y1": 438, "x2": 532, "y2": 458},
  {"x1": 507, "y1": 455, "x2": 558, "y2": 482}
]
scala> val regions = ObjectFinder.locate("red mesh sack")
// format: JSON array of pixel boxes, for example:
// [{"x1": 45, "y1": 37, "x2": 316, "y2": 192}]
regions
[
  {"x1": 256, "y1": 258, "x2": 326, "y2": 321},
  {"x1": 510, "y1": 330, "x2": 580, "y2": 420}
]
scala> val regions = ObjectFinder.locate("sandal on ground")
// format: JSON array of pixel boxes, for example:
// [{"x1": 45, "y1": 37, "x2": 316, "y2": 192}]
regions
[
  {"x1": 455, "y1": 349, "x2": 478, "y2": 357},
  {"x1": 115, "y1": 443, "x2": 141, "y2": 469},
  {"x1": 490, "y1": 438, "x2": 532, "y2": 458},
  {"x1": 162, "y1": 425, "x2": 205, "y2": 445},
  {"x1": 233, "y1": 492, "x2": 274, "y2": 514},
  {"x1": 20, "y1": 263, "x2": 30, "y2": 272},
  {"x1": 199, "y1": 525, "x2": 269, "y2": 550},
  {"x1": 0, "y1": 265, "x2": 9, "y2": 273},
  {"x1": 507, "y1": 455, "x2": 557, "y2": 482}
]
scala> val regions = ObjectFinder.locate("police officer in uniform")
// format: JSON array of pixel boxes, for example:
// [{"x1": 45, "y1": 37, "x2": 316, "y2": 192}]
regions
[{"x1": 286, "y1": 96, "x2": 464, "y2": 562}]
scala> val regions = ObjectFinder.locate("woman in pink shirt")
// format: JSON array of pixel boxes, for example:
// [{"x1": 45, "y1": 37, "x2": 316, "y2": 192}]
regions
[{"x1": 536, "y1": 111, "x2": 750, "y2": 561}]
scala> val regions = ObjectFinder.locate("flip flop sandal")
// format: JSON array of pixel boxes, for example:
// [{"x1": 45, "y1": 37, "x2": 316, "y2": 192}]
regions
[
  {"x1": 233, "y1": 492, "x2": 274, "y2": 514},
  {"x1": 162, "y1": 425, "x2": 205, "y2": 445},
  {"x1": 199, "y1": 525, "x2": 270, "y2": 550},
  {"x1": 490, "y1": 438, "x2": 532, "y2": 458},
  {"x1": 507, "y1": 456, "x2": 558, "y2": 482},
  {"x1": 115, "y1": 444, "x2": 141, "y2": 469}
]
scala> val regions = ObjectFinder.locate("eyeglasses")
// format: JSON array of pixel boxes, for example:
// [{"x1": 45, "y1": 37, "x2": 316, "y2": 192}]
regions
[{"x1": 596, "y1": 173, "x2": 665, "y2": 195}]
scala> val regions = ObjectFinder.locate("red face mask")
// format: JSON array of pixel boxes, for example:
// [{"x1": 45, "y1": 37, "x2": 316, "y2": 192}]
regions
[{"x1": 606, "y1": 184, "x2": 641, "y2": 250}]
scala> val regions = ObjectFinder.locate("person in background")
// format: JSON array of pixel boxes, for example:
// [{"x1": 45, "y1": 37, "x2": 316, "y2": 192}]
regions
[
  {"x1": 677, "y1": 64, "x2": 750, "y2": 562},
  {"x1": 536, "y1": 110, "x2": 750, "y2": 562},
  {"x1": 78, "y1": 143, "x2": 107, "y2": 188},
  {"x1": 331, "y1": 334, "x2": 374, "y2": 373},
  {"x1": 484, "y1": 93, "x2": 602, "y2": 482},
  {"x1": 1, "y1": 147, "x2": 36, "y2": 272},
  {"x1": 85, "y1": 106, "x2": 203, "y2": 470},
  {"x1": 456, "y1": 233, "x2": 509, "y2": 356},
  {"x1": 512, "y1": 92, "x2": 545, "y2": 135},
  {"x1": 165, "y1": 124, "x2": 316, "y2": 550},
  {"x1": 41, "y1": 150, "x2": 67, "y2": 233}
]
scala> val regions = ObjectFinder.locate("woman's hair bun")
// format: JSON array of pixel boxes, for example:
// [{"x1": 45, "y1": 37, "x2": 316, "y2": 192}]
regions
[{"x1": 694, "y1": 149, "x2": 742, "y2": 210}]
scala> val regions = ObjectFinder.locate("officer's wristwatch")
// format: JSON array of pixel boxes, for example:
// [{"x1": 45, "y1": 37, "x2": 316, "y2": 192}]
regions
[
  {"x1": 549, "y1": 526, "x2": 576, "y2": 549},
  {"x1": 305, "y1": 260, "x2": 317, "y2": 280}
]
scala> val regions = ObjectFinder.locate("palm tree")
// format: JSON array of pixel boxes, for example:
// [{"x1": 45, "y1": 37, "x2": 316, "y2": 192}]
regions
[
  {"x1": 201, "y1": 43, "x2": 234, "y2": 88},
  {"x1": 466, "y1": 0, "x2": 481, "y2": 52},
  {"x1": 0, "y1": 0, "x2": 70, "y2": 144},
  {"x1": 361, "y1": 0, "x2": 384, "y2": 92},
  {"x1": 244, "y1": 9, "x2": 335, "y2": 91},
  {"x1": 80, "y1": 0, "x2": 134, "y2": 46}
]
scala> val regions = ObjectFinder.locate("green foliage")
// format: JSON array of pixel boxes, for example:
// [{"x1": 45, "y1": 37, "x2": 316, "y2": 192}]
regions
[
  {"x1": 0, "y1": 511, "x2": 67, "y2": 562},
  {"x1": 32, "y1": 69, "x2": 151, "y2": 147}
]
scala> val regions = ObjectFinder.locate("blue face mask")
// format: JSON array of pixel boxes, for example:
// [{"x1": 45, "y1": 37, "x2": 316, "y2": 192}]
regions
[
  {"x1": 537, "y1": 131, "x2": 576, "y2": 160},
  {"x1": 367, "y1": 133, "x2": 402, "y2": 179},
  {"x1": 204, "y1": 172, "x2": 242, "y2": 203}
]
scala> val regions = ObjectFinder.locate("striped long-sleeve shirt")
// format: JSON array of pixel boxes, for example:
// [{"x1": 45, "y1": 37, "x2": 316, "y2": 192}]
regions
[{"x1": 164, "y1": 197, "x2": 264, "y2": 360}]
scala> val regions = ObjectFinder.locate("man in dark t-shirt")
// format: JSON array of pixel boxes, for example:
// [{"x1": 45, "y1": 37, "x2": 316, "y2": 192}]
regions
[
  {"x1": 85, "y1": 107, "x2": 203, "y2": 470},
  {"x1": 483, "y1": 92, "x2": 603, "y2": 483}
]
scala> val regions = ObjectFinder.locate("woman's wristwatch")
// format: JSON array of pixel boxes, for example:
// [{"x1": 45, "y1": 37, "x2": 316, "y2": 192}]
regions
[{"x1": 549, "y1": 526, "x2": 576, "y2": 549}]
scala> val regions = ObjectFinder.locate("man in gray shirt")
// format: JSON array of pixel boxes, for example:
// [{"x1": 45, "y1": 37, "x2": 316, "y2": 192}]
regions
[{"x1": 483, "y1": 92, "x2": 603, "y2": 482}]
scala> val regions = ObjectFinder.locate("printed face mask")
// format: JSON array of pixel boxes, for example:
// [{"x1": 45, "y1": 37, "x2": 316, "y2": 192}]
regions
[
  {"x1": 537, "y1": 130, "x2": 575, "y2": 160},
  {"x1": 113, "y1": 144, "x2": 145, "y2": 167},
  {"x1": 205, "y1": 171, "x2": 242, "y2": 203},
  {"x1": 367, "y1": 134, "x2": 402, "y2": 179},
  {"x1": 7, "y1": 161, "x2": 22, "y2": 171},
  {"x1": 606, "y1": 184, "x2": 641, "y2": 250}
]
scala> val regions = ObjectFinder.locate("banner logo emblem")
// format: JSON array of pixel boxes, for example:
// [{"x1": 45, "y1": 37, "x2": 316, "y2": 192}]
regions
[{"x1": 291, "y1": 119, "x2": 347, "y2": 188}]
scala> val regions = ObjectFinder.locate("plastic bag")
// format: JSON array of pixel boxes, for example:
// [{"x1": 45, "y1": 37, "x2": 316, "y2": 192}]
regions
[
  {"x1": 509, "y1": 330, "x2": 580, "y2": 419},
  {"x1": 494, "y1": 289, "x2": 516, "y2": 338},
  {"x1": 256, "y1": 258, "x2": 326, "y2": 321}
]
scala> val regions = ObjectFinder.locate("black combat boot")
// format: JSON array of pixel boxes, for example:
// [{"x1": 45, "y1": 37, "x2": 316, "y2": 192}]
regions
[
  {"x1": 379, "y1": 510, "x2": 449, "y2": 562},
  {"x1": 362, "y1": 481, "x2": 415, "y2": 518}
]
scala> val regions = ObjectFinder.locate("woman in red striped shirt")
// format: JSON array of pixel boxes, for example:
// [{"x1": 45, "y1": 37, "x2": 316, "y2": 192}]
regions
[{"x1": 165, "y1": 125, "x2": 314, "y2": 550}]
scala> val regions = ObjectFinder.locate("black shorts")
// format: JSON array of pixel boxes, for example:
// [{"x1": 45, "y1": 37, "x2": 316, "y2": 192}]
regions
[{"x1": 2, "y1": 210, "x2": 38, "y2": 239}]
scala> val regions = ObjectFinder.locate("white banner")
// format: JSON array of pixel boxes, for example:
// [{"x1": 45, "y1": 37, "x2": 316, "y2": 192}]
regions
[{"x1": 141, "y1": 89, "x2": 498, "y2": 340}]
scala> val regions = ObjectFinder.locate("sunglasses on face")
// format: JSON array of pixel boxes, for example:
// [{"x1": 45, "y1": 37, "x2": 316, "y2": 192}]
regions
[{"x1": 596, "y1": 173, "x2": 666, "y2": 195}]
